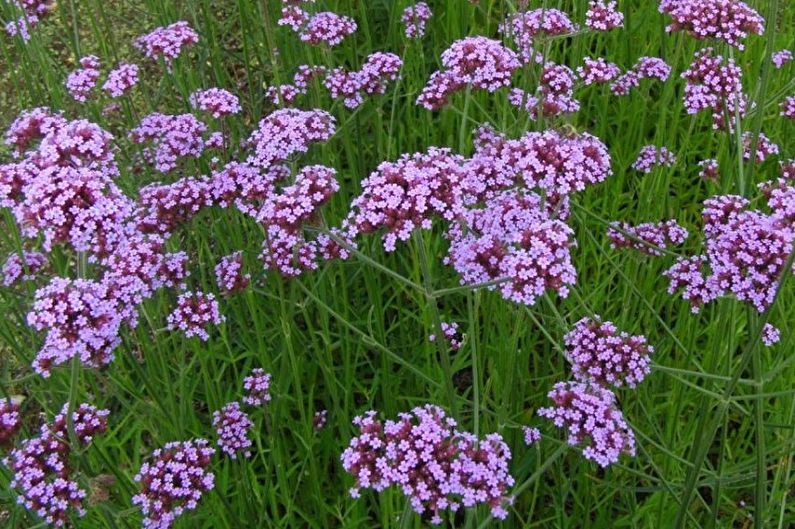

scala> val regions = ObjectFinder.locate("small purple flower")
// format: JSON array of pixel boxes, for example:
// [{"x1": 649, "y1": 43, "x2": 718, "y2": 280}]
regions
[
  {"x1": 134, "y1": 21, "x2": 199, "y2": 66},
  {"x1": 65, "y1": 56, "x2": 101, "y2": 102},
  {"x1": 2, "y1": 250, "x2": 46, "y2": 286},
  {"x1": 429, "y1": 321, "x2": 462, "y2": 351},
  {"x1": 781, "y1": 96, "x2": 795, "y2": 120},
  {"x1": 585, "y1": 1, "x2": 623, "y2": 31},
  {"x1": 699, "y1": 158, "x2": 720, "y2": 180},
  {"x1": 299, "y1": 11, "x2": 357, "y2": 47},
  {"x1": 762, "y1": 323, "x2": 780, "y2": 346},
  {"x1": 577, "y1": 57, "x2": 621, "y2": 85},
  {"x1": 189, "y1": 88, "x2": 241, "y2": 118},
  {"x1": 242, "y1": 368, "x2": 272, "y2": 406},
  {"x1": 401, "y1": 2, "x2": 432, "y2": 38},
  {"x1": 166, "y1": 291, "x2": 225, "y2": 341},
  {"x1": 213, "y1": 401, "x2": 254, "y2": 459},
  {"x1": 313, "y1": 409, "x2": 328, "y2": 431},
  {"x1": 522, "y1": 426, "x2": 541, "y2": 446},
  {"x1": 742, "y1": 132, "x2": 779, "y2": 163},
  {"x1": 632, "y1": 145, "x2": 676, "y2": 173},
  {"x1": 659, "y1": 0, "x2": 765, "y2": 50},
  {"x1": 103, "y1": 63, "x2": 139, "y2": 97},
  {"x1": 0, "y1": 398, "x2": 21, "y2": 445},
  {"x1": 607, "y1": 219, "x2": 688, "y2": 256},
  {"x1": 215, "y1": 252, "x2": 250, "y2": 295},
  {"x1": 772, "y1": 50, "x2": 793, "y2": 69}
]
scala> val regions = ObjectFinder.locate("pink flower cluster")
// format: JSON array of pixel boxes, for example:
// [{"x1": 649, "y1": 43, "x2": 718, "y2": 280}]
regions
[
  {"x1": 781, "y1": 160, "x2": 795, "y2": 180},
  {"x1": 611, "y1": 57, "x2": 671, "y2": 96},
  {"x1": 215, "y1": 252, "x2": 250, "y2": 295},
  {"x1": 762, "y1": 323, "x2": 781, "y2": 347},
  {"x1": 212, "y1": 401, "x2": 254, "y2": 459},
  {"x1": 4, "y1": 403, "x2": 109, "y2": 527},
  {"x1": 243, "y1": 368, "x2": 272, "y2": 406},
  {"x1": 742, "y1": 132, "x2": 779, "y2": 163},
  {"x1": 324, "y1": 52, "x2": 402, "y2": 108},
  {"x1": 522, "y1": 426, "x2": 541, "y2": 446},
  {"x1": 632, "y1": 145, "x2": 676, "y2": 173},
  {"x1": 781, "y1": 96, "x2": 795, "y2": 120},
  {"x1": 132, "y1": 439, "x2": 215, "y2": 529},
  {"x1": 659, "y1": 0, "x2": 764, "y2": 50},
  {"x1": 585, "y1": 1, "x2": 624, "y2": 31},
  {"x1": 665, "y1": 194, "x2": 794, "y2": 313},
  {"x1": 577, "y1": 57, "x2": 621, "y2": 85},
  {"x1": 4, "y1": 0, "x2": 55, "y2": 42},
  {"x1": 2, "y1": 250, "x2": 46, "y2": 286},
  {"x1": 166, "y1": 291, "x2": 225, "y2": 341},
  {"x1": 134, "y1": 21, "x2": 199, "y2": 66},
  {"x1": 607, "y1": 219, "x2": 688, "y2": 255},
  {"x1": 772, "y1": 50, "x2": 793, "y2": 69},
  {"x1": 429, "y1": 321, "x2": 462, "y2": 351},
  {"x1": 346, "y1": 148, "x2": 466, "y2": 251},
  {"x1": 698, "y1": 158, "x2": 720, "y2": 180},
  {"x1": 341, "y1": 405, "x2": 515, "y2": 524},
  {"x1": 401, "y1": 2, "x2": 432, "y2": 39},
  {"x1": 0, "y1": 398, "x2": 21, "y2": 445},
  {"x1": 681, "y1": 48, "x2": 747, "y2": 130},
  {"x1": 278, "y1": 4, "x2": 357, "y2": 47},
  {"x1": 65, "y1": 56, "x2": 101, "y2": 102},
  {"x1": 500, "y1": 9, "x2": 578, "y2": 64},
  {"x1": 564, "y1": 317, "x2": 653, "y2": 388},
  {"x1": 509, "y1": 62, "x2": 579, "y2": 118},
  {"x1": 129, "y1": 113, "x2": 209, "y2": 173},
  {"x1": 265, "y1": 64, "x2": 327, "y2": 106},
  {"x1": 102, "y1": 63, "x2": 139, "y2": 98},
  {"x1": 189, "y1": 88, "x2": 241, "y2": 118},
  {"x1": 538, "y1": 382, "x2": 636, "y2": 467},
  {"x1": 417, "y1": 37, "x2": 519, "y2": 110}
]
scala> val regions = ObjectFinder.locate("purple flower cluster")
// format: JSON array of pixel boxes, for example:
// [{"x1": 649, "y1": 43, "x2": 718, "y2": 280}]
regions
[
  {"x1": 5, "y1": 0, "x2": 55, "y2": 42},
  {"x1": 242, "y1": 368, "x2": 272, "y2": 406},
  {"x1": 429, "y1": 321, "x2": 462, "y2": 351},
  {"x1": 522, "y1": 426, "x2": 541, "y2": 446},
  {"x1": 166, "y1": 291, "x2": 225, "y2": 341},
  {"x1": 102, "y1": 63, "x2": 139, "y2": 98},
  {"x1": 215, "y1": 252, "x2": 250, "y2": 295},
  {"x1": 632, "y1": 145, "x2": 676, "y2": 173},
  {"x1": 585, "y1": 1, "x2": 624, "y2": 31},
  {"x1": 0, "y1": 398, "x2": 21, "y2": 445},
  {"x1": 341, "y1": 405, "x2": 515, "y2": 524},
  {"x1": 346, "y1": 148, "x2": 466, "y2": 251},
  {"x1": 129, "y1": 113, "x2": 208, "y2": 173},
  {"x1": 65, "y1": 56, "x2": 101, "y2": 102},
  {"x1": 607, "y1": 219, "x2": 688, "y2": 255},
  {"x1": 577, "y1": 57, "x2": 621, "y2": 85},
  {"x1": 659, "y1": 0, "x2": 765, "y2": 50},
  {"x1": 266, "y1": 64, "x2": 327, "y2": 106},
  {"x1": 189, "y1": 88, "x2": 241, "y2": 118},
  {"x1": 665, "y1": 194, "x2": 794, "y2": 313},
  {"x1": 401, "y1": 2, "x2": 432, "y2": 39},
  {"x1": 324, "y1": 52, "x2": 402, "y2": 109},
  {"x1": 4, "y1": 403, "x2": 109, "y2": 527},
  {"x1": 417, "y1": 37, "x2": 519, "y2": 110},
  {"x1": 313, "y1": 409, "x2": 328, "y2": 430},
  {"x1": 564, "y1": 317, "x2": 653, "y2": 388},
  {"x1": 772, "y1": 50, "x2": 793, "y2": 69},
  {"x1": 279, "y1": 5, "x2": 357, "y2": 47},
  {"x1": 781, "y1": 96, "x2": 795, "y2": 120},
  {"x1": 509, "y1": 62, "x2": 579, "y2": 118},
  {"x1": 132, "y1": 439, "x2": 215, "y2": 529},
  {"x1": 245, "y1": 108, "x2": 335, "y2": 169},
  {"x1": 212, "y1": 402, "x2": 253, "y2": 459},
  {"x1": 611, "y1": 57, "x2": 671, "y2": 96},
  {"x1": 134, "y1": 21, "x2": 199, "y2": 66},
  {"x1": 538, "y1": 382, "x2": 636, "y2": 467},
  {"x1": 781, "y1": 160, "x2": 795, "y2": 180},
  {"x1": 2, "y1": 250, "x2": 46, "y2": 286},
  {"x1": 698, "y1": 158, "x2": 720, "y2": 180},
  {"x1": 500, "y1": 9, "x2": 578, "y2": 64},
  {"x1": 742, "y1": 132, "x2": 779, "y2": 163},
  {"x1": 681, "y1": 48, "x2": 747, "y2": 130},
  {"x1": 762, "y1": 323, "x2": 780, "y2": 347}
]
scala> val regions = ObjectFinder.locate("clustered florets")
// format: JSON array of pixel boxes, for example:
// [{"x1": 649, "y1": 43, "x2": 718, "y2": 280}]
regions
[
  {"x1": 538, "y1": 382, "x2": 636, "y2": 467},
  {"x1": 632, "y1": 145, "x2": 676, "y2": 173},
  {"x1": 166, "y1": 291, "x2": 225, "y2": 341},
  {"x1": 0, "y1": 398, "x2": 21, "y2": 445},
  {"x1": 134, "y1": 21, "x2": 199, "y2": 66},
  {"x1": 65, "y1": 56, "x2": 101, "y2": 102},
  {"x1": 212, "y1": 402, "x2": 254, "y2": 459},
  {"x1": 499, "y1": 9, "x2": 578, "y2": 64},
  {"x1": 611, "y1": 56, "x2": 671, "y2": 96},
  {"x1": 781, "y1": 96, "x2": 795, "y2": 120},
  {"x1": 585, "y1": 1, "x2": 624, "y2": 31},
  {"x1": 509, "y1": 62, "x2": 579, "y2": 118},
  {"x1": 2, "y1": 250, "x2": 46, "y2": 286},
  {"x1": 4, "y1": 403, "x2": 109, "y2": 527},
  {"x1": 564, "y1": 317, "x2": 653, "y2": 388},
  {"x1": 215, "y1": 252, "x2": 250, "y2": 295},
  {"x1": 129, "y1": 113, "x2": 209, "y2": 173},
  {"x1": 242, "y1": 368, "x2": 272, "y2": 406},
  {"x1": 607, "y1": 219, "x2": 688, "y2": 255},
  {"x1": 324, "y1": 52, "x2": 402, "y2": 108},
  {"x1": 577, "y1": 57, "x2": 621, "y2": 85},
  {"x1": 189, "y1": 88, "x2": 241, "y2": 118},
  {"x1": 401, "y1": 2, "x2": 432, "y2": 39},
  {"x1": 742, "y1": 132, "x2": 779, "y2": 163},
  {"x1": 429, "y1": 321, "x2": 462, "y2": 351},
  {"x1": 681, "y1": 47, "x2": 747, "y2": 130},
  {"x1": 772, "y1": 50, "x2": 793, "y2": 69},
  {"x1": 132, "y1": 439, "x2": 215, "y2": 529},
  {"x1": 659, "y1": 0, "x2": 764, "y2": 50},
  {"x1": 341, "y1": 405, "x2": 515, "y2": 524},
  {"x1": 103, "y1": 63, "x2": 140, "y2": 98},
  {"x1": 698, "y1": 158, "x2": 720, "y2": 180}
]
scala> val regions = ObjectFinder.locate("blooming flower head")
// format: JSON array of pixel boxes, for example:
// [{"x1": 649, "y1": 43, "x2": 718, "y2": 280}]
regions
[
  {"x1": 762, "y1": 323, "x2": 780, "y2": 347},
  {"x1": 681, "y1": 47, "x2": 746, "y2": 130},
  {"x1": 659, "y1": 0, "x2": 765, "y2": 50},
  {"x1": 132, "y1": 439, "x2": 215, "y2": 529},
  {"x1": 242, "y1": 368, "x2": 272, "y2": 406},
  {"x1": 2, "y1": 250, "x2": 46, "y2": 286},
  {"x1": 577, "y1": 57, "x2": 621, "y2": 85},
  {"x1": 102, "y1": 63, "x2": 139, "y2": 97},
  {"x1": 341, "y1": 405, "x2": 515, "y2": 524},
  {"x1": 324, "y1": 52, "x2": 402, "y2": 109},
  {"x1": 781, "y1": 96, "x2": 795, "y2": 120},
  {"x1": 772, "y1": 50, "x2": 793, "y2": 69},
  {"x1": 129, "y1": 113, "x2": 209, "y2": 173},
  {"x1": 538, "y1": 381, "x2": 636, "y2": 467},
  {"x1": 564, "y1": 317, "x2": 654, "y2": 388},
  {"x1": 0, "y1": 398, "x2": 21, "y2": 445},
  {"x1": 499, "y1": 9, "x2": 578, "y2": 63},
  {"x1": 166, "y1": 291, "x2": 225, "y2": 341},
  {"x1": 215, "y1": 252, "x2": 250, "y2": 295},
  {"x1": 429, "y1": 321, "x2": 462, "y2": 351},
  {"x1": 299, "y1": 11, "x2": 357, "y2": 47},
  {"x1": 213, "y1": 401, "x2": 254, "y2": 459},
  {"x1": 742, "y1": 132, "x2": 779, "y2": 163},
  {"x1": 134, "y1": 21, "x2": 199, "y2": 66},
  {"x1": 439, "y1": 36, "x2": 520, "y2": 92},
  {"x1": 401, "y1": 2, "x2": 432, "y2": 38},
  {"x1": 698, "y1": 158, "x2": 720, "y2": 180},
  {"x1": 523, "y1": 426, "x2": 541, "y2": 446},
  {"x1": 585, "y1": 1, "x2": 624, "y2": 31},
  {"x1": 65, "y1": 56, "x2": 101, "y2": 102},
  {"x1": 244, "y1": 108, "x2": 336, "y2": 169},
  {"x1": 632, "y1": 145, "x2": 676, "y2": 173},
  {"x1": 607, "y1": 219, "x2": 688, "y2": 256},
  {"x1": 189, "y1": 88, "x2": 241, "y2": 118}
]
